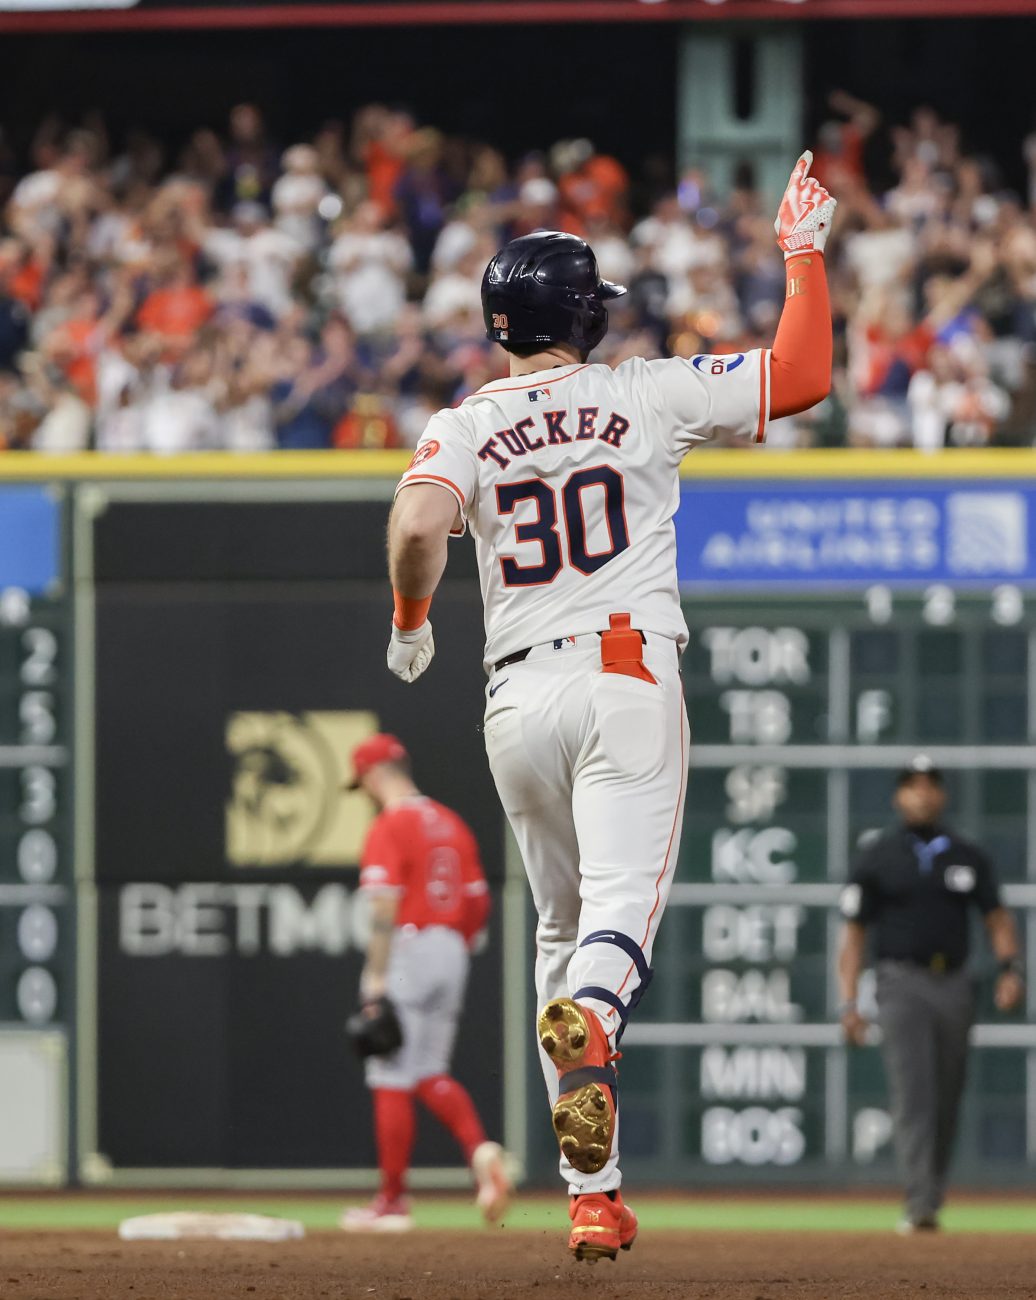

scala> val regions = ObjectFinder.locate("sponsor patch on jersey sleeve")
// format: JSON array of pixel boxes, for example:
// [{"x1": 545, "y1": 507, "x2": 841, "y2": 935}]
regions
[
  {"x1": 648, "y1": 349, "x2": 768, "y2": 448},
  {"x1": 691, "y1": 353, "x2": 745, "y2": 376}
]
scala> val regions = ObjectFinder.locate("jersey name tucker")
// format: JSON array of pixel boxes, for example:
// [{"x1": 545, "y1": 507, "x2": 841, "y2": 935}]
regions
[{"x1": 477, "y1": 408, "x2": 632, "y2": 471}]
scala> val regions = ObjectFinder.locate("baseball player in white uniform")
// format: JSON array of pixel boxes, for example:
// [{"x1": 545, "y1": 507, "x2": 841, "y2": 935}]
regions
[{"x1": 384, "y1": 153, "x2": 836, "y2": 1260}]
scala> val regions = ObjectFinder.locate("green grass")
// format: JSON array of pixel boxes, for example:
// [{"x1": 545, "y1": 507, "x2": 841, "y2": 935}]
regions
[{"x1": 0, "y1": 1196, "x2": 1032, "y2": 1234}]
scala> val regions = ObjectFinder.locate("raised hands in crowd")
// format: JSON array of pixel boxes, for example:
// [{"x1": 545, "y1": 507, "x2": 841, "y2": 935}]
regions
[{"x1": 1, "y1": 95, "x2": 1036, "y2": 453}]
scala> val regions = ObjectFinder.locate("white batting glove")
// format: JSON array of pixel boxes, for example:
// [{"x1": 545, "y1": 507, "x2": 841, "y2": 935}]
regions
[
  {"x1": 774, "y1": 150, "x2": 837, "y2": 258},
  {"x1": 387, "y1": 620, "x2": 435, "y2": 683}
]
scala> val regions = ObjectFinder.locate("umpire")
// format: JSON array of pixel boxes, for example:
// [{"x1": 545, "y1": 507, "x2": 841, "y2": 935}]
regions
[{"x1": 836, "y1": 756, "x2": 1024, "y2": 1232}]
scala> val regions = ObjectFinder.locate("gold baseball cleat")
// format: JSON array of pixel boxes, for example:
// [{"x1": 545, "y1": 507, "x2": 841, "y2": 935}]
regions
[{"x1": 538, "y1": 998, "x2": 618, "y2": 1176}]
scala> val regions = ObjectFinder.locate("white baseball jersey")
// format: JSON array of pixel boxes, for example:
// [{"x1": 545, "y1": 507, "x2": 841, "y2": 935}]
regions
[{"x1": 397, "y1": 352, "x2": 770, "y2": 669}]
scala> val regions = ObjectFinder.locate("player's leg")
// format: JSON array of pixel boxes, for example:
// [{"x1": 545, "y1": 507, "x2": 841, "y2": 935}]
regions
[
  {"x1": 410, "y1": 929, "x2": 513, "y2": 1222},
  {"x1": 412, "y1": 930, "x2": 485, "y2": 1163},
  {"x1": 484, "y1": 658, "x2": 586, "y2": 1054},
  {"x1": 485, "y1": 657, "x2": 603, "y2": 1195},
  {"x1": 342, "y1": 940, "x2": 425, "y2": 1231},
  {"x1": 343, "y1": 1070, "x2": 418, "y2": 1231},
  {"x1": 534, "y1": 642, "x2": 685, "y2": 1219},
  {"x1": 876, "y1": 965, "x2": 939, "y2": 1227},
  {"x1": 566, "y1": 643, "x2": 690, "y2": 1050}
]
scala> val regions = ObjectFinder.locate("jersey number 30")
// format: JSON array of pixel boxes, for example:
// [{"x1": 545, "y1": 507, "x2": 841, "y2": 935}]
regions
[{"x1": 496, "y1": 465, "x2": 629, "y2": 587}]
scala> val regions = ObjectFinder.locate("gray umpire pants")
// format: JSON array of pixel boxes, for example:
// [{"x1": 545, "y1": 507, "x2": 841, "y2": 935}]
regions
[{"x1": 876, "y1": 960, "x2": 975, "y2": 1222}]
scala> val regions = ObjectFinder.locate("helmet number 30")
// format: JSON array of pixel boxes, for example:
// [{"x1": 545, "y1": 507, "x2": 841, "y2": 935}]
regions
[{"x1": 495, "y1": 465, "x2": 630, "y2": 587}]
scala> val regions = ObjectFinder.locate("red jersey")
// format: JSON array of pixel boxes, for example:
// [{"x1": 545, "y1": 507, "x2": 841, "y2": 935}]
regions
[{"x1": 358, "y1": 796, "x2": 489, "y2": 941}]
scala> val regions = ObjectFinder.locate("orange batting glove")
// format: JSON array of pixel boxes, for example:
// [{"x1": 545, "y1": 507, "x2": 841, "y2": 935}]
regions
[{"x1": 774, "y1": 150, "x2": 837, "y2": 259}]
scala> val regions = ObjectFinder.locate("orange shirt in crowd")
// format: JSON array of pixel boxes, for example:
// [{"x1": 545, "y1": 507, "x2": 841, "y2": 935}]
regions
[
  {"x1": 333, "y1": 395, "x2": 401, "y2": 450},
  {"x1": 859, "y1": 320, "x2": 935, "y2": 396},
  {"x1": 559, "y1": 154, "x2": 629, "y2": 226},
  {"x1": 137, "y1": 284, "x2": 213, "y2": 342},
  {"x1": 59, "y1": 316, "x2": 99, "y2": 405},
  {"x1": 813, "y1": 124, "x2": 868, "y2": 192},
  {"x1": 9, "y1": 257, "x2": 45, "y2": 311},
  {"x1": 364, "y1": 140, "x2": 405, "y2": 217}
]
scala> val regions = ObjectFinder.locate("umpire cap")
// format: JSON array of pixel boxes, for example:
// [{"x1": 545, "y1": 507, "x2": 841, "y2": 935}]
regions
[
  {"x1": 895, "y1": 754, "x2": 945, "y2": 787},
  {"x1": 481, "y1": 231, "x2": 627, "y2": 355}
]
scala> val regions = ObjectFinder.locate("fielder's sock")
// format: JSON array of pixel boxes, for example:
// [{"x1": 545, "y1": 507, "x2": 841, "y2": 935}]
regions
[
  {"x1": 373, "y1": 1087, "x2": 415, "y2": 1201},
  {"x1": 415, "y1": 1074, "x2": 486, "y2": 1165}
]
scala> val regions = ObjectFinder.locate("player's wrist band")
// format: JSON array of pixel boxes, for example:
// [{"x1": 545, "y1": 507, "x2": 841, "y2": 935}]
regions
[
  {"x1": 393, "y1": 591, "x2": 432, "y2": 631},
  {"x1": 837, "y1": 999, "x2": 857, "y2": 1016},
  {"x1": 999, "y1": 957, "x2": 1025, "y2": 978}
]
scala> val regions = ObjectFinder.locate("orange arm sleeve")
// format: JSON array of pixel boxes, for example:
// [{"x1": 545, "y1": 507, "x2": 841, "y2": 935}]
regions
[{"x1": 769, "y1": 253, "x2": 833, "y2": 419}]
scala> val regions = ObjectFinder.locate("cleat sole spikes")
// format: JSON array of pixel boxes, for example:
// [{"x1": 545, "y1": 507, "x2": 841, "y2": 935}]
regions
[
  {"x1": 552, "y1": 1082, "x2": 613, "y2": 1174},
  {"x1": 538, "y1": 999, "x2": 590, "y2": 1063}
]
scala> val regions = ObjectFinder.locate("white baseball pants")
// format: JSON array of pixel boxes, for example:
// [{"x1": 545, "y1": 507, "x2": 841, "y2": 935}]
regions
[{"x1": 484, "y1": 634, "x2": 689, "y2": 1194}]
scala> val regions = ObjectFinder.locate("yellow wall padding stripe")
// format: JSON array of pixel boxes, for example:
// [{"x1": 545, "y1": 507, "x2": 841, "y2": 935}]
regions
[{"x1": 0, "y1": 448, "x2": 1033, "y2": 482}]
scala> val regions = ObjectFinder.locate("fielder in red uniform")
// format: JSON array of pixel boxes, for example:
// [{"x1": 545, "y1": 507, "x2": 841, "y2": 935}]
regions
[{"x1": 341, "y1": 733, "x2": 512, "y2": 1232}]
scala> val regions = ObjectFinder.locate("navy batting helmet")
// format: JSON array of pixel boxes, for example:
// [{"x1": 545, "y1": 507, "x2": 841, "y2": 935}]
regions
[{"x1": 481, "y1": 231, "x2": 627, "y2": 356}]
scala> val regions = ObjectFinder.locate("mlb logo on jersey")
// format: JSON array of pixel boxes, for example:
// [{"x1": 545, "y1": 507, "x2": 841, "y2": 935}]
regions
[
  {"x1": 552, "y1": 635, "x2": 577, "y2": 651},
  {"x1": 692, "y1": 353, "x2": 745, "y2": 376},
  {"x1": 528, "y1": 387, "x2": 552, "y2": 403}
]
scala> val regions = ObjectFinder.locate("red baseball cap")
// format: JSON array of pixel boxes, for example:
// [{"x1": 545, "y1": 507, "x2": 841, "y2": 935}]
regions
[{"x1": 347, "y1": 733, "x2": 409, "y2": 789}]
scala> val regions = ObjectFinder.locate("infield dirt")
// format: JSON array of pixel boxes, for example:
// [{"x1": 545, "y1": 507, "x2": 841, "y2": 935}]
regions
[{"x1": 2, "y1": 1229, "x2": 1034, "y2": 1300}]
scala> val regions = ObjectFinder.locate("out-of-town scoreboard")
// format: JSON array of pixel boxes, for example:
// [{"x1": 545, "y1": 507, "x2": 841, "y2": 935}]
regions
[
  {"x1": 615, "y1": 466, "x2": 1036, "y2": 1184},
  {"x1": 0, "y1": 490, "x2": 70, "y2": 1023},
  {"x1": 0, "y1": 487, "x2": 72, "y2": 1184}
]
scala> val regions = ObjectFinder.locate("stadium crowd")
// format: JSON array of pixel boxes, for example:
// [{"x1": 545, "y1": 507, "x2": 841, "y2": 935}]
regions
[{"x1": 1, "y1": 95, "x2": 1035, "y2": 452}]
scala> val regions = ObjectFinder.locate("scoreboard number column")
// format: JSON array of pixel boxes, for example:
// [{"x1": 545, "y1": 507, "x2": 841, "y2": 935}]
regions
[
  {"x1": 13, "y1": 611, "x2": 62, "y2": 1024},
  {"x1": 0, "y1": 486, "x2": 71, "y2": 1186}
]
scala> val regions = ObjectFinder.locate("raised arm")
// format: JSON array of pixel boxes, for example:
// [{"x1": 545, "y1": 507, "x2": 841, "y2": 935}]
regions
[
  {"x1": 827, "y1": 89, "x2": 881, "y2": 139},
  {"x1": 769, "y1": 151, "x2": 837, "y2": 419}
]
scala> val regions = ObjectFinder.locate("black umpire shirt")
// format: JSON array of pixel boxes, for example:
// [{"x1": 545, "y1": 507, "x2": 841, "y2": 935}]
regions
[{"x1": 840, "y1": 826, "x2": 1002, "y2": 971}]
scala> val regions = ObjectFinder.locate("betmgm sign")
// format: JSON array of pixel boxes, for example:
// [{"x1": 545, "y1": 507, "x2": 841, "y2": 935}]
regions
[{"x1": 225, "y1": 710, "x2": 377, "y2": 868}]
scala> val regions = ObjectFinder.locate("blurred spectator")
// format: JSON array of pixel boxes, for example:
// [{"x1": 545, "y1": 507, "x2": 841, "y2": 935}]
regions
[
  {"x1": 272, "y1": 316, "x2": 355, "y2": 449},
  {"x1": 204, "y1": 201, "x2": 302, "y2": 319},
  {"x1": 908, "y1": 346, "x2": 1010, "y2": 451},
  {"x1": 272, "y1": 145, "x2": 330, "y2": 251},
  {"x1": 328, "y1": 200, "x2": 411, "y2": 335},
  {"x1": 0, "y1": 100, "x2": 1033, "y2": 451},
  {"x1": 22, "y1": 354, "x2": 91, "y2": 452},
  {"x1": 394, "y1": 128, "x2": 456, "y2": 274},
  {"x1": 215, "y1": 103, "x2": 279, "y2": 213},
  {"x1": 140, "y1": 347, "x2": 221, "y2": 454},
  {"x1": 553, "y1": 138, "x2": 629, "y2": 229},
  {"x1": 137, "y1": 252, "x2": 213, "y2": 354},
  {"x1": 0, "y1": 264, "x2": 29, "y2": 369},
  {"x1": 812, "y1": 90, "x2": 880, "y2": 192},
  {"x1": 354, "y1": 105, "x2": 414, "y2": 218}
]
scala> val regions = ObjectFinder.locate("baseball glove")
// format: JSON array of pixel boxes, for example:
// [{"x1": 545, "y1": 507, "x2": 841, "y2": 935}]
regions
[{"x1": 346, "y1": 995, "x2": 404, "y2": 1059}]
